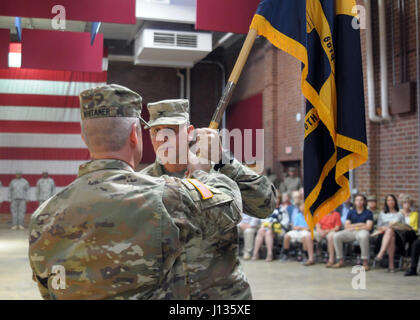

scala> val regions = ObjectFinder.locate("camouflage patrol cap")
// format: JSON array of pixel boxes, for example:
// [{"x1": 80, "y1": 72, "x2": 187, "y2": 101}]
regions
[
  {"x1": 79, "y1": 84, "x2": 150, "y2": 128},
  {"x1": 367, "y1": 195, "x2": 377, "y2": 202},
  {"x1": 147, "y1": 99, "x2": 189, "y2": 128}
]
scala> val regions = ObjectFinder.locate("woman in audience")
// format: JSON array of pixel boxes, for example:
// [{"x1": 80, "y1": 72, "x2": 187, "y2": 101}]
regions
[
  {"x1": 252, "y1": 193, "x2": 289, "y2": 262},
  {"x1": 400, "y1": 194, "x2": 419, "y2": 233},
  {"x1": 303, "y1": 210, "x2": 342, "y2": 267},
  {"x1": 399, "y1": 194, "x2": 419, "y2": 265},
  {"x1": 374, "y1": 194, "x2": 405, "y2": 272}
]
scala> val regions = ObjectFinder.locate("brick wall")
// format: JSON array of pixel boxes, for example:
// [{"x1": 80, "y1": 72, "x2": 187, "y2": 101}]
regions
[{"x1": 356, "y1": 0, "x2": 419, "y2": 209}]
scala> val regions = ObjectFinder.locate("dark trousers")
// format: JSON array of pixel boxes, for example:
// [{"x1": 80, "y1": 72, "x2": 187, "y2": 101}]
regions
[{"x1": 409, "y1": 238, "x2": 420, "y2": 272}]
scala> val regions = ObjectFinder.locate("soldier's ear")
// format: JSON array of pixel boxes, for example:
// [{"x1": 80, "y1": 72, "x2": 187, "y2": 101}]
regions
[{"x1": 129, "y1": 123, "x2": 140, "y2": 146}]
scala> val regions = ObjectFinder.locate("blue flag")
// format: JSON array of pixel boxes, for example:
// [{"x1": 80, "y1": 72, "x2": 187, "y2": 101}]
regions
[{"x1": 250, "y1": 0, "x2": 368, "y2": 233}]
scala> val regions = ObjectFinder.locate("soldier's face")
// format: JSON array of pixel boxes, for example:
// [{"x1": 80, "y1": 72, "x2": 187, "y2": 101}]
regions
[
  {"x1": 150, "y1": 124, "x2": 192, "y2": 165},
  {"x1": 16, "y1": 174, "x2": 21, "y2": 179},
  {"x1": 42, "y1": 173, "x2": 48, "y2": 178}
]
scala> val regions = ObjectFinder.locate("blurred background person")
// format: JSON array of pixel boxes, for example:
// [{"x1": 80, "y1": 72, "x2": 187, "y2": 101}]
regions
[
  {"x1": 36, "y1": 171, "x2": 56, "y2": 206},
  {"x1": 279, "y1": 166, "x2": 301, "y2": 194},
  {"x1": 298, "y1": 187, "x2": 304, "y2": 202},
  {"x1": 252, "y1": 195, "x2": 289, "y2": 262},
  {"x1": 280, "y1": 202, "x2": 310, "y2": 262},
  {"x1": 8, "y1": 171, "x2": 30, "y2": 230},
  {"x1": 367, "y1": 195, "x2": 379, "y2": 224},
  {"x1": 332, "y1": 194, "x2": 373, "y2": 270},
  {"x1": 400, "y1": 194, "x2": 419, "y2": 234},
  {"x1": 405, "y1": 238, "x2": 420, "y2": 276},
  {"x1": 303, "y1": 210, "x2": 342, "y2": 267},
  {"x1": 399, "y1": 194, "x2": 418, "y2": 267},
  {"x1": 278, "y1": 192, "x2": 293, "y2": 228},
  {"x1": 289, "y1": 190, "x2": 301, "y2": 223},
  {"x1": 239, "y1": 213, "x2": 259, "y2": 260},
  {"x1": 373, "y1": 194, "x2": 405, "y2": 272},
  {"x1": 337, "y1": 197, "x2": 353, "y2": 227}
]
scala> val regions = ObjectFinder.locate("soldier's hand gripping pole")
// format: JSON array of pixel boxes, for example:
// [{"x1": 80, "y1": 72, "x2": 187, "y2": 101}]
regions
[{"x1": 209, "y1": 28, "x2": 258, "y2": 130}]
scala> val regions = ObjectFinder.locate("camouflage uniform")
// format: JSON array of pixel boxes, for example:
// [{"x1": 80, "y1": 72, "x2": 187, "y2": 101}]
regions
[
  {"x1": 8, "y1": 174, "x2": 30, "y2": 227},
  {"x1": 141, "y1": 99, "x2": 276, "y2": 300},
  {"x1": 36, "y1": 174, "x2": 56, "y2": 205},
  {"x1": 28, "y1": 85, "x2": 242, "y2": 300},
  {"x1": 279, "y1": 176, "x2": 302, "y2": 194}
]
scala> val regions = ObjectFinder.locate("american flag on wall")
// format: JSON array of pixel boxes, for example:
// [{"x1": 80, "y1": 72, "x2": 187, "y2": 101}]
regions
[{"x1": 0, "y1": 43, "x2": 108, "y2": 213}]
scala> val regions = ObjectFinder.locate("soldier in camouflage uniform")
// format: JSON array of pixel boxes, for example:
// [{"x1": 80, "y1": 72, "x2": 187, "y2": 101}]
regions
[
  {"x1": 36, "y1": 171, "x2": 56, "y2": 206},
  {"x1": 141, "y1": 99, "x2": 276, "y2": 299},
  {"x1": 28, "y1": 84, "x2": 243, "y2": 300},
  {"x1": 8, "y1": 171, "x2": 30, "y2": 230}
]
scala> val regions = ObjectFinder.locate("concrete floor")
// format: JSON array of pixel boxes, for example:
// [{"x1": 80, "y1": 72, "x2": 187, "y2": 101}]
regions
[
  {"x1": 242, "y1": 259, "x2": 420, "y2": 300},
  {"x1": 1, "y1": 223, "x2": 419, "y2": 300}
]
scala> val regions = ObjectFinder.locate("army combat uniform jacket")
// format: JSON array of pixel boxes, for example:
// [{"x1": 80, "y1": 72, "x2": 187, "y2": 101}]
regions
[
  {"x1": 141, "y1": 158, "x2": 276, "y2": 300},
  {"x1": 8, "y1": 177, "x2": 30, "y2": 200},
  {"x1": 141, "y1": 158, "x2": 276, "y2": 219},
  {"x1": 28, "y1": 159, "x2": 242, "y2": 300},
  {"x1": 36, "y1": 177, "x2": 56, "y2": 202}
]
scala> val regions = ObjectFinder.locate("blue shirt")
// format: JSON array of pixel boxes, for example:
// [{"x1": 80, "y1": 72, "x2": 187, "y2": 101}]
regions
[
  {"x1": 340, "y1": 204, "x2": 351, "y2": 226},
  {"x1": 290, "y1": 205, "x2": 300, "y2": 224},
  {"x1": 293, "y1": 211, "x2": 308, "y2": 228},
  {"x1": 286, "y1": 205, "x2": 294, "y2": 220},
  {"x1": 347, "y1": 209, "x2": 373, "y2": 224}
]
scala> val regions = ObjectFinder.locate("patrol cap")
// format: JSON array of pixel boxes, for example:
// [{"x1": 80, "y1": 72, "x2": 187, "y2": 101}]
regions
[
  {"x1": 147, "y1": 99, "x2": 189, "y2": 128},
  {"x1": 367, "y1": 195, "x2": 376, "y2": 202},
  {"x1": 79, "y1": 84, "x2": 150, "y2": 128},
  {"x1": 16, "y1": 170, "x2": 22, "y2": 175}
]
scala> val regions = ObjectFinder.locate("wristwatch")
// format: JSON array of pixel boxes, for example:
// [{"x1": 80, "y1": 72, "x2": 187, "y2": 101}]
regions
[{"x1": 214, "y1": 149, "x2": 234, "y2": 171}]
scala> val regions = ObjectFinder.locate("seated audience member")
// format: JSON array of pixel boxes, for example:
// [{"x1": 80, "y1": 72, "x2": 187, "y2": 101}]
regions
[
  {"x1": 405, "y1": 237, "x2": 420, "y2": 276},
  {"x1": 374, "y1": 194, "x2": 407, "y2": 272},
  {"x1": 400, "y1": 194, "x2": 419, "y2": 259},
  {"x1": 278, "y1": 192, "x2": 293, "y2": 229},
  {"x1": 291, "y1": 190, "x2": 301, "y2": 205},
  {"x1": 252, "y1": 198, "x2": 289, "y2": 262},
  {"x1": 332, "y1": 194, "x2": 373, "y2": 270},
  {"x1": 239, "y1": 213, "x2": 259, "y2": 260},
  {"x1": 303, "y1": 210, "x2": 342, "y2": 267},
  {"x1": 367, "y1": 195, "x2": 379, "y2": 224},
  {"x1": 289, "y1": 190, "x2": 301, "y2": 223},
  {"x1": 337, "y1": 197, "x2": 353, "y2": 227},
  {"x1": 279, "y1": 166, "x2": 301, "y2": 194},
  {"x1": 398, "y1": 193, "x2": 408, "y2": 209},
  {"x1": 298, "y1": 187, "x2": 304, "y2": 201},
  {"x1": 400, "y1": 194, "x2": 419, "y2": 233},
  {"x1": 280, "y1": 202, "x2": 310, "y2": 262}
]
